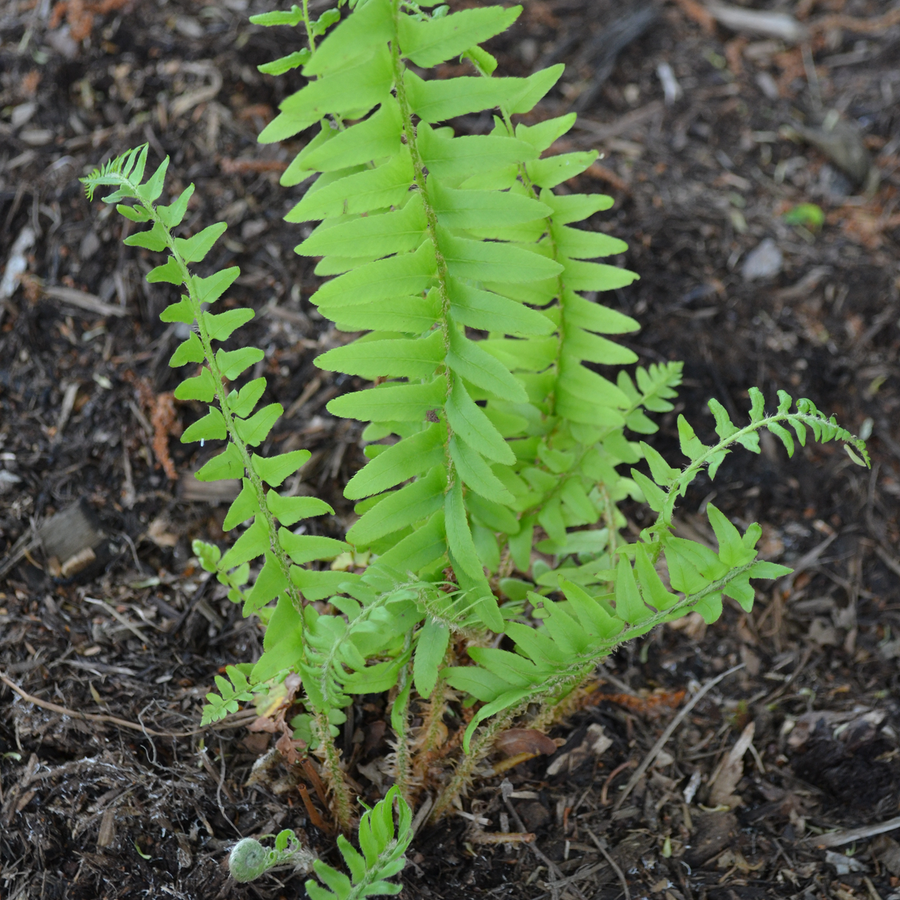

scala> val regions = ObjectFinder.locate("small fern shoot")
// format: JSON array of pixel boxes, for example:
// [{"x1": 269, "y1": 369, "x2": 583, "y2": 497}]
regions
[
  {"x1": 306, "y1": 787, "x2": 413, "y2": 900},
  {"x1": 228, "y1": 788, "x2": 411, "y2": 897}
]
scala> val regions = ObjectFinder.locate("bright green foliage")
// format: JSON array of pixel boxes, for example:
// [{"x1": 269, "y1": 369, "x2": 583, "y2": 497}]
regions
[
  {"x1": 227, "y1": 788, "x2": 410, "y2": 897},
  {"x1": 83, "y1": 0, "x2": 869, "y2": 886},
  {"x1": 81, "y1": 141, "x2": 356, "y2": 826},
  {"x1": 306, "y1": 787, "x2": 412, "y2": 899},
  {"x1": 201, "y1": 664, "x2": 253, "y2": 726},
  {"x1": 81, "y1": 151, "x2": 346, "y2": 632},
  {"x1": 259, "y1": 0, "x2": 672, "y2": 639},
  {"x1": 444, "y1": 386, "x2": 868, "y2": 749},
  {"x1": 637, "y1": 388, "x2": 869, "y2": 541}
]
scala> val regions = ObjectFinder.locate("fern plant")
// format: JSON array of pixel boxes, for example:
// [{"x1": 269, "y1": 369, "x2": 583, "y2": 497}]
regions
[{"x1": 81, "y1": 0, "x2": 870, "y2": 892}]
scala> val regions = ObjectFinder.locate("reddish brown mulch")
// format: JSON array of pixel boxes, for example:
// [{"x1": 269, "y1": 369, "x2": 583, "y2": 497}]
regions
[{"x1": 2, "y1": 1, "x2": 900, "y2": 898}]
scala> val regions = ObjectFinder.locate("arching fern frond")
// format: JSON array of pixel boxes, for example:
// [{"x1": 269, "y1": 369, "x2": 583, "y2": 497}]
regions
[
  {"x1": 634, "y1": 387, "x2": 871, "y2": 543},
  {"x1": 446, "y1": 385, "x2": 868, "y2": 753},
  {"x1": 80, "y1": 144, "x2": 152, "y2": 202}
]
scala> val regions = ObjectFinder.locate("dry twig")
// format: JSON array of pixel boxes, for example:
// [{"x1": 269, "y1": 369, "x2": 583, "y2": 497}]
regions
[
  {"x1": 808, "y1": 815, "x2": 900, "y2": 849},
  {"x1": 586, "y1": 828, "x2": 631, "y2": 900}
]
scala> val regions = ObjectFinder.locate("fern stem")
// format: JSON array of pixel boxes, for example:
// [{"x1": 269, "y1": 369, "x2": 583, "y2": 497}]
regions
[
  {"x1": 300, "y1": 0, "x2": 316, "y2": 51},
  {"x1": 308, "y1": 593, "x2": 419, "y2": 829},
  {"x1": 428, "y1": 706, "x2": 515, "y2": 823},
  {"x1": 390, "y1": 652, "x2": 414, "y2": 804},
  {"x1": 312, "y1": 710, "x2": 353, "y2": 832},
  {"x1": 409, "y1": 670, "x2": 449, "y2": 804},
  {"x1": 526, "y1": 666, "x2": 596, "y2": 733}
]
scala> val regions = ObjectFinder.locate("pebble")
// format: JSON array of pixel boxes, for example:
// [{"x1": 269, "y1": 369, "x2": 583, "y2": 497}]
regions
[
  {"x1": 0, "y1": 226, "x2": 35, "y2": 298},
  {"x1": 741, "y1": 237, "x2": 783, "y2": 281},
  {"x1": 19, "y1": 129, "x2": 54, "y2": 146}
]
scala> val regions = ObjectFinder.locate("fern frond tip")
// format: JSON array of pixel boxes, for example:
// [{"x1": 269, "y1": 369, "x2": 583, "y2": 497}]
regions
[{"x1": 80, "y1": 143, "x2": 152, "y2": 201}]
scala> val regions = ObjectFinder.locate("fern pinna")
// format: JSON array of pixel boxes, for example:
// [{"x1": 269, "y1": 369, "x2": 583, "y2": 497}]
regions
[{"x1": 82, "y1": 0, "x2": 870, "y2": 880}]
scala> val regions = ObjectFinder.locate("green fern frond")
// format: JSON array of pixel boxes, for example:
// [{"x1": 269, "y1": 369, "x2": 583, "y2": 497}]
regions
[
  {"x1": 85, "y1": 144, "x2": 358, "y2": 827},
  {"x1": 636, "y1": 387, "x2": 870, "y2": 541},
  {"x1": 201, "y1": 664, "x2": 254, "y2": 726},
  {"x1": 80, "y1": 144, "x2": 149, "y2": 201}
]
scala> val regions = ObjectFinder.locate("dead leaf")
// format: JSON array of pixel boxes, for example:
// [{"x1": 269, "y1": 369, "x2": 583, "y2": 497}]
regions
[
  {"x1": 546, "y1": 724, "x2": 612, "y2": 776},
  {"x1": 247, "y1": 716, "x2": 276, "y2": 733},
  {"x1": 494, "y1": 728, "x2": 558, "y2": 757},
  {"x1": 147, "y1": 515, "x2": 179, "y2": 548},
  {"x1": 708, "y1": 722, "x2": 755, "y2": 808},
  {"x1": 241, "y1": 732, "x2": 270, "y2": 755}
]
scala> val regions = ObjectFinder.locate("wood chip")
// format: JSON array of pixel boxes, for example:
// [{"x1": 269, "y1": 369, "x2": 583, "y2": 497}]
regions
[
  {"x1": 38, "y1": 499, "x2": 106, "y2": 564},
  {"x1": 708, "y1": 721, "x2": 755, "y2": 807},
  {"x1": 705, "y1": 2, "x2": 808, "y2": 42},
  {"x1": 42, "y1": 284, "x2": 128, "y2": 317}
]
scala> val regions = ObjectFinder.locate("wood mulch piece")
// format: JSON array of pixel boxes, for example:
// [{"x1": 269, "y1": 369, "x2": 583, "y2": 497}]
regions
[{"x1": 2, "y1": 0, "x2": 900, "y2": 897}]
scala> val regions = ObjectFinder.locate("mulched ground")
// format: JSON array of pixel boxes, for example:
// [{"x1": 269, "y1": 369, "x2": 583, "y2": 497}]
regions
[{"x1": 2, "y1": 0, "x2": 900, "y2": 898}]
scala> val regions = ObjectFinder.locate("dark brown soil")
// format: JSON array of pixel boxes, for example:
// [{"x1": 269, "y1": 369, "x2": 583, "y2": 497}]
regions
[{"x1": 2, "y1": 1, "x2": 900, "y2": 898}]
